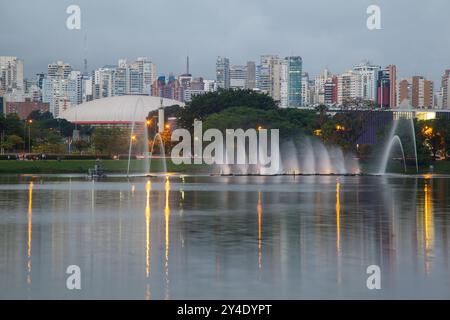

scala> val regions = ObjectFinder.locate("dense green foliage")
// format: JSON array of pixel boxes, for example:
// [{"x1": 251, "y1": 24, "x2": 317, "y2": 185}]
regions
[
  {"x1": 203, "y1": 106, "x2": 317, "y2": 139},
  {"x1": 91, "y1": 127, "x2": 129, "y2": 155},
  {"x1": 178, "y1": 89, "x2": 277, "y2": 129},
  {"x1": 0, "y1": 111, "x2": 93, "y2": 153}
]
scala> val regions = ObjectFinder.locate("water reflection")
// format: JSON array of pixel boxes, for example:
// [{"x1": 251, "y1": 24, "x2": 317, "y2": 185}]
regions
[
  {"x1": 335, "y1": 180, "x2": 342, "y2": 285},
  {"x1": 336, "y1": 181, "x2": 341, "y2": 254},
  {"x1": 257, "y1": 191, "x2": 262, "y2": 272},
  {"x1": 0, "y1": 175, "x2": 450, "y2": 299},
  {"x1": 27, "y1": 181, "x2": 33, "y2": 286},
  {"x1": 424, "y1": 178, "x2": 434, "y2": 275},
  {"x1": 145, "y1": 181, "x2": 152, "y2": 299},
  {"x1": 164, "y1": 177, "x2": 171, "y2": 300}
]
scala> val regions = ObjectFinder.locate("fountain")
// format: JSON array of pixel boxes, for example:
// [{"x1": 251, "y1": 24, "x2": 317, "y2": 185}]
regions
[
  {"x1": 379, "y1": 135, "x2": 407, "y2": 174},
  {"x1": 215, "y1": 135, "x2": 360, "y2": 176},
  {"x1": 149, "y1": 133, "x2": 168, "y2": 174},
  {"x1": 127, "y1": 97, "x2": 144, "y2": 176},
  {"x1": 377, "y1": 116, "x2": 418, "y2": 175},
  {"x1": 127, "y1": 99, "x2": 168, "y2": 177}
]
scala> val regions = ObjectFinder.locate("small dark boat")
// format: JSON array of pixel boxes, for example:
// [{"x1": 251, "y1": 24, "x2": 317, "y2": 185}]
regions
[{"x1": 88, "y1": 162, "x2": 107, "y2": 179}]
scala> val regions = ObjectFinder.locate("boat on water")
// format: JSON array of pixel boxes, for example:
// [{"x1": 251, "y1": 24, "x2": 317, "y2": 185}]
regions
[{"x1": 88, "y1": 162, "x2": 107, "y2": 179}]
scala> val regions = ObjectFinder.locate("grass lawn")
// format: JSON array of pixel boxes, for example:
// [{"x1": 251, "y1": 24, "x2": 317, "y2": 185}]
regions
[
  {"x1": 0, "y1": 159, "x2": 207, "y2": 174},
  {"x1": 360, "y1": 160, "x2": 450, "y2": 174},
  {"x1": 2, "y1": 158, "x2": 450, "y2": 175}
]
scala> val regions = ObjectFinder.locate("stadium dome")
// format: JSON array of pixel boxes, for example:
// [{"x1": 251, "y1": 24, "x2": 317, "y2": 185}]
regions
[{"x1": 59, "y1": 95, "x2": 184, "y2": 125}]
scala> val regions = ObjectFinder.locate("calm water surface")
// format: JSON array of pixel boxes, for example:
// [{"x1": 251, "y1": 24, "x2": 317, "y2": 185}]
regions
[{"x1": 0, "y1": 174, "x2": 449, "y2": 299}]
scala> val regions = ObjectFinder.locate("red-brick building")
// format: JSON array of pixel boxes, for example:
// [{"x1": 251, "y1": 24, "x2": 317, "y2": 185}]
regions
[{"x1": 5, "y1": 101, "x2": 49, "y2": 119}]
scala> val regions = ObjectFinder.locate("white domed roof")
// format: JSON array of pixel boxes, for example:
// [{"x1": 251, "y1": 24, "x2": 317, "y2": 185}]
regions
[{"x1": 59, "y1": 95, "x2": 184, "y2": 124}]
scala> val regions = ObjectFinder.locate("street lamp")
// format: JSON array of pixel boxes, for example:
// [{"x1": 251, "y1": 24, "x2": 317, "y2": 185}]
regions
[{"x1": 27, "y1": 119, "x2": 33, "y2": 154}]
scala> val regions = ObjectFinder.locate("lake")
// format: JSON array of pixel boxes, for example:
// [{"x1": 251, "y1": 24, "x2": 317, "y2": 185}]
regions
[{"x1": 0, "y1": 174, "x2": 449, "y2": 299}]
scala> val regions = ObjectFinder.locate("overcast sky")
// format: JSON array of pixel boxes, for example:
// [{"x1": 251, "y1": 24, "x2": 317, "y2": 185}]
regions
[{"x1": 1, "y1": 0, "x2": 449, "y2": 84}]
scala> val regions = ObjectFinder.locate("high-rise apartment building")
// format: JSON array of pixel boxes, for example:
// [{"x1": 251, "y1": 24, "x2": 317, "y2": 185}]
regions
[
  {"x1": 398, "y1": 79, "x2": 412, "y2": 107},
  {"x1": 216, "y1": 57, "x2": 230, "y2": 89},
  {"x1": 257, "y1": 55, "x2": 278, "y2": 95},
  {"x1": 377, "y1": 68, "x2": 390, "y2": 108},
  {"x1": 337, "y1": 71, "x2": 358, "y2": 105},
  {"x1": 151, "y1": 74, "x2": 180, "y2": 100},
  {"x1": 47, "y1": 61, "x2": 72, "y2": 79},
  {"x1": 442, "y1": 69, "x2": 450, "y2": 109},
  {"x1": 353, "y1": 61, "x2": 380, "y2": 102},
  {"x1": 0, "y1": 56, "x2": 25, "y2": 102},
  {"x1": 42, "y1": 61, "x2": 80, "y2": 116},
  {"x1": 93, "y1": 67, "x2": 114, "y2": 99},
  {"x1": 133, "y1": 57, "x2": 157, "y2": 95},
  {"x1": 245, "y1": 61, "x2": 256, "y2": 90},
  {"x1": 230, "y1": 65, "x2": 247, "y2": 90},
  {"x1": 399, "y1": 76, "x2": 434, "y2": 109},
  {"x1": 285, "y1": 56, "x2": 302, "y2": 107},
  {"x1": 315, "y1": 69, "x2": 332, "y2": 105},
  {"x1": 301, "y1": 72, "x2": 310, "y2": 106},
  {"x1": 270, "y1": 57, "x2": 284, "y2": 104},
  {"x1": 183, "y1": 77, "x2": 206, "y2": 102},
  {"x1": 92, "y1": 58, "x2": 157, "y2": 100},
  {"x1": 324, "y1": 76, "x2": 338, "y2": 105},
  {"x1": 376, "y1": 65, "x2": 397, "y2": 108},
  {"x1": 388, "y1": 65, "x2": 397, "y2": 108},
  {"x1": 113, "y1": 66, "x2": 128, "y2": 96},
  {"x1": 67, "y1": 71, "x2": 83, "y2": 106}
]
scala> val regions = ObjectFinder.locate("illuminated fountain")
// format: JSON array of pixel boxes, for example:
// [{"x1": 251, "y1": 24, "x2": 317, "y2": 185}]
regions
[
  {"x1": 379, "y1": 135, "x2": 407, "y2": 174},
  {"x1": 127, "y1": 99, "x2": 168, "y2": 177},
  {"x1": 280, "y1": 137, "x2": 359, "y2": 175},
  {"x1": 378, "y1": 116, "x2": 418, "y2": 175},
  {"x1": 216, "y1": 136, "x2": 360, "y2": 176}
]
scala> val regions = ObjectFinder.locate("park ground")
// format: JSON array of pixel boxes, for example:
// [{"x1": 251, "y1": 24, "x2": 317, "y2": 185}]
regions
[
  {"x1": 0, "y1": 158, "x2": 449, "y2": 175},
  {"x1": 0, "y1": 159, "x2": 207, "y2": 174}
]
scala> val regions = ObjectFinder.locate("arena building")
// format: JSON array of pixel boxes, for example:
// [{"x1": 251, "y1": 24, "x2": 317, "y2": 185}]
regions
[{"x1": 58, "y1": 95, "x2": 184, "y2": 127}]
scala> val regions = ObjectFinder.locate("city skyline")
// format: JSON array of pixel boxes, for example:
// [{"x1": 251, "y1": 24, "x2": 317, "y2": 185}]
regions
[
  {"x1": 1, "y1": 0, "x2": 450, "y2": 84},
  {"x1": 2, "y1": 53, "x2": 450, "y2": 116}
]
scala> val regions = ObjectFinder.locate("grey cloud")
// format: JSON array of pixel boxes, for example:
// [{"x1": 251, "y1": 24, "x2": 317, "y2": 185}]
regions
[{"x1": 0, "y1": 0, "x2": 449, "y2": 83}]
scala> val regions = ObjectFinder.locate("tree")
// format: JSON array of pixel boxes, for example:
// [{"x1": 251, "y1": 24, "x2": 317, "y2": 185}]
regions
[
  {"x1": 178, "y1": 89, "x2": 277, "y2": 129},
  {"x1": 28, "y1": 110, "x2": 53, "y2": 121},
  {"x1": 32, "y1": 131, "x2": 66, "y2": 154},
  {"x1": 73, "y1": 140, "x2": 91, "y2": 153},
  {"x1": 200, "y1": 105, "x2": 319, "y2": 147},
  {"x1": 435, "y1": 118, "x2": 450, "y2": 159},
  {"x1": 320, "y1": 112, "x2": 364, "y2": 152},
  {"x1": 0, "y1": 135, "x2": 24, "y2": 152},
  {"x1": 1, "y1": 113, "x2": 25, "y2": 137},
  {"x1": 315, "y1": 104, "x2": 329, "y2": 128},
  {"x1": 92, "y1": 127, "x2": 129, "y2": 155}
]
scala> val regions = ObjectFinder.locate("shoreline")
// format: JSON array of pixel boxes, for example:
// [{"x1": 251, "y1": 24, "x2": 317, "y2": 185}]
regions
[{"x1": 0, "y1": 159, "x2": 448, "y2": 175}]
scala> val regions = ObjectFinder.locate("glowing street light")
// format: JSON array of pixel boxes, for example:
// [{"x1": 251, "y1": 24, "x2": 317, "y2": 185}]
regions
[
  {"x1": 313, "y1": 129, "x2": 322, "y2": 136},
  {"x1": 27, "y1": 119, "x2": 33, "y2": 153},
  {"x1": 422, "y1": 126, "x2": 433, "y2": 137},
  {"x1": 131, "y1": 135, "x2": 137, "y2": 142}
]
